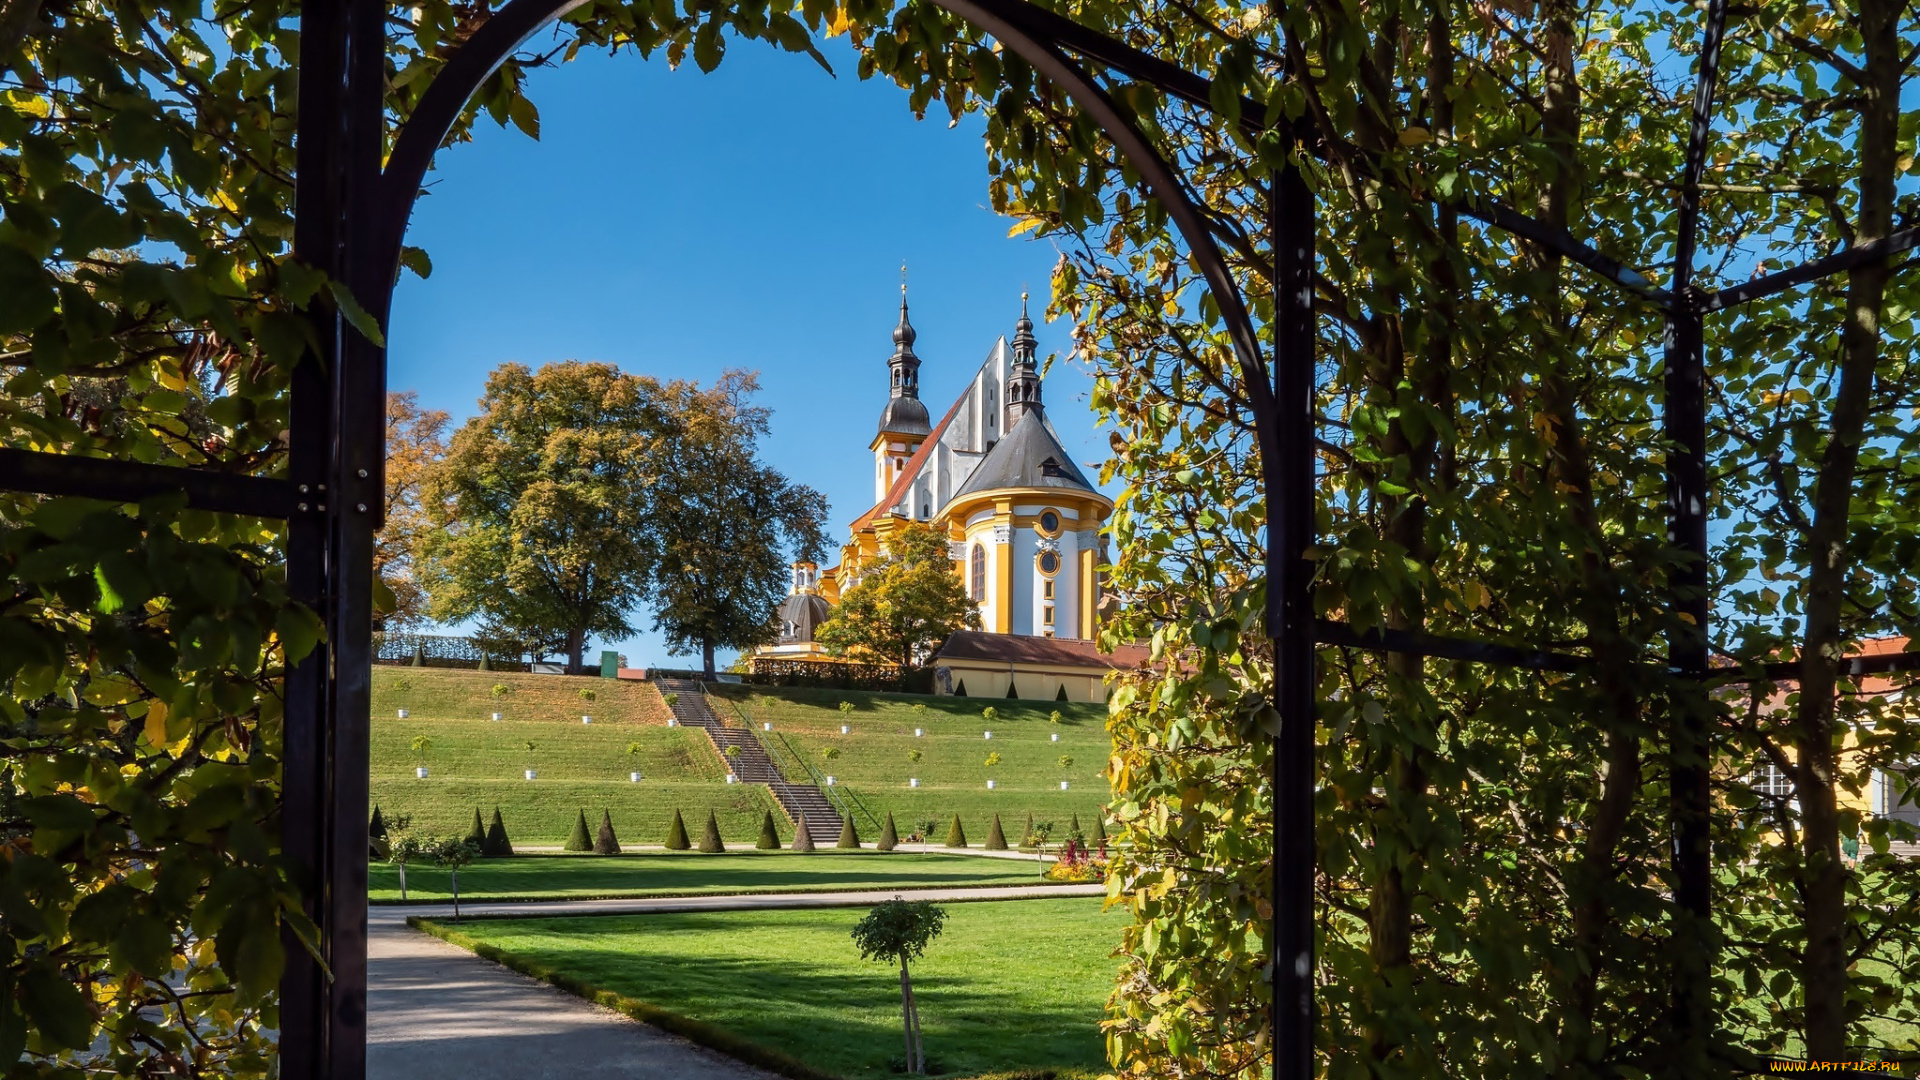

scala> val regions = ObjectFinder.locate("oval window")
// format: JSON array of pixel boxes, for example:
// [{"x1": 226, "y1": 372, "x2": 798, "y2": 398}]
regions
[
  {"x1": 1038, "y1": 551, "x2": 1060, "y2": 576},
  {"x1": 1039, "y1": 510, "x2": 1061, "y2": 534}
]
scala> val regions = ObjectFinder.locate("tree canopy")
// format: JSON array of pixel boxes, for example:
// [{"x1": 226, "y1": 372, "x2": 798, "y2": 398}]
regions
[
  {"x1": 644, "y1": 370, "x2": 828, "y2": 677},
  {"x1": 418, "y1": 360, "x2": 668, "y2": 672},
  {"x1": 377, "y1": 391, "x2": 449, "y2": 629},
  {"x1": 816, "y1": 521, "x2": 981, "y2": 668}
]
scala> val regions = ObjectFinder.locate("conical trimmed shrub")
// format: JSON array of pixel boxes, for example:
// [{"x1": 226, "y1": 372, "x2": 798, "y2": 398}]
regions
[
  {"x1": 945, "y1": 814, "x2": 968, "y2": 848},
  {"x1": 699, "y1": 811, "x2": 726, "y2": 853},
  {"x1": 985, "y1": 813, "x2": 1009, "y2": 850},
  {"x1": 594, "y1": 809, "x2": 622, "y2": 855},
  {"x1": 1005, "y1": 681, "x2": 1019, "y2": 699},
  {"x1": 877, "y1": 812, "x2": 899, "y2": 852},
  {"x1": 369, "y1": 805, "x2": 388, "y2": 841},
  {"x1": 466, "y1": 808, "x2": 487, "y2": 847},
  {"x1": 664, "y1": 810, "x2": 691, "y2": 850},
  {"x1": 1070, "y1": 813, "x2": 1083, "y2": 841},
  {"x1": 793, "y1": 813, "x2": 816, "y2": 852},
  {"x1": 485, "y1": 807, "x2": 513, "y2": 857},
  {"x1": 564, "y1": 809, "x2": 592, "y2": 852},
  {"x1": 1092, "y1": 813, "x2": 1108, "y2": 846},
  {"x1": 836, "y1": 816, "x2": 861, "y2": 849},
  {"x1": 756, "y1": 811, "x2": 781, "y2": 849},
  {"x1": 954, "y1": 680, "x2": 967, "y2": 697},
  {"x1": 1021, "y1": 811, "x2": 1036, "y2": 848},
  {"x1": 1055, "y1": 684, "x2": 1069, "y2": 701}
]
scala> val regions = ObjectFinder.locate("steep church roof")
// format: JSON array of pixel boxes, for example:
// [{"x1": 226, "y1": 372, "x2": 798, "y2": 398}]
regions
[{"x1": 947, "y1": 404, "x2": 1099, "y2": 502}]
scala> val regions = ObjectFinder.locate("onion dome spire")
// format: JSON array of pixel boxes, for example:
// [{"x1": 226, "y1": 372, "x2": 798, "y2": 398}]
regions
[
  {"x1": 877, "y1": 267, "x2": 931, "y2": 436},
  {"x1": 1005, "y1": 290, "x2": 1043, "y2": 428}
]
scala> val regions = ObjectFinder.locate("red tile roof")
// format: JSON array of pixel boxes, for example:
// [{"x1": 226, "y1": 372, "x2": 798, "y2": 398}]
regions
[
  {"x1": 932, "y1": 630, "x2": 1151, "y2": 671},
  {"x1": 849, "y1": 392, "x2": 968, "y2": 535}
]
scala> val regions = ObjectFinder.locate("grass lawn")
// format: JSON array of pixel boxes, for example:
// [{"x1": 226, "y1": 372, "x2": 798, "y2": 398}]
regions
[
  {"x1": 709, "y1": 686, "x2": 1114, "y2": 842},
  {"x1": 368, "y1": 668, "x2": 1120, "y2": 846},
  {"x1": 369, "y1": 667, "x2": 787, "y2": 841},
  {"x1": 370, "y1": 851, "x2": 1060, "y2": 903},
  {"x1": 422, "y1": 897, "x2": 1122, "y2": 1078}
]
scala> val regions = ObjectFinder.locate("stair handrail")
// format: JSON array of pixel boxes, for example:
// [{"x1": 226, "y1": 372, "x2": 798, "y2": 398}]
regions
[{"x1": 699, "y1": 688, "x2": 883, "y2": 834}]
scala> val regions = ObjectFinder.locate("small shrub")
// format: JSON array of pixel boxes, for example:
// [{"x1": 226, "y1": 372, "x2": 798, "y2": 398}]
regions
[
  {"x1": 564, "y1": 809, "x2": 592, "y2": 852},
  {"x1": 409, "y1": 734, "x2": 432, "y2": 766},
  {"x1": 981, "y1": 706, "x2": 999, "y2": 724},
  {"x1": 1058, "y1": 754, "x2": 1074, "y2": 772},
  {"x1": 837, "y1": 816, "x2": 861, "y2": 849},
  {"x1": 984, "y1": 751, "x2": 1001, "y2": 768},
  {"x1": 821, "y1": 746, "x2": 841, "y2": 761},
  {"x1": 914, "y1": 819, "x2": 940, "y2": 843},
  {"x1": 878, "y1": 812, "x2": 899, "y2": 851},
  {"x1": 579, "y1": 687, "x2": 597, "y2": 703},
  {"x1": 1049, "y1": 710, "x2": 1063, "y2": 724},
  {"x1": 944, "y1": 814, "x2": 967, "y2": 848},
  {"x1": 838, "y1": 701, "x2": 855, "y2": 715},
  {"x1": 490, "y1": 683, "x2": 510, "y2": 699},
  {"x1": 664, "y1": 810, "x2": 691, "y2": 850},
  {"x1": 594, "y1": 810, "x2": 622, "y2": 855},
  {"x1": 392, "y1": 677, "x2": 413, "y2": 693},
  {"x1": 912, "y1": 703, "x2": 928, "y2": 716},
  {"x1": 699, "y1": 811, "x2": 726, "y2": 853},
  {"x1": 793, "y1": 813, "x2": 816, "y2": 852},
  {"x1": 756, "y1": 811, "x2": 781, "y2": 849},
  {"x1": 662, "y1": 692, "x2": 680, "y2": 707},
  {"x1": 485, "y1": 808, "x2": 513, "y2": 857},
  {"x1": 985, "y1": 813, "x2": 1008, "y2": 851},
  {"x1": 907, "y1": 748, "x2": 923, "y2": 764}
]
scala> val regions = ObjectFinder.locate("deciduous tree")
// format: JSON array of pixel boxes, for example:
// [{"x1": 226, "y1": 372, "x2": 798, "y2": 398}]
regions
[
  {"x1": 816, "y1": 522, "x2": 980, "y2": 668},
  {"x1": 379, "y1": 391, "x2": 449, "y2": 628}
]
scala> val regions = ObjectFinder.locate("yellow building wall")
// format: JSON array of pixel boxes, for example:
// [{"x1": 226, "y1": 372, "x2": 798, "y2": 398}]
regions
[{"x1": 937, "y1": 660, "x2": 1110, "y2": 703}]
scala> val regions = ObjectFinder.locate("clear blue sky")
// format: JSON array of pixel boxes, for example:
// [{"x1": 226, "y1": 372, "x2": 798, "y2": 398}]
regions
[{"x1": 386, "y1": 35, "x2": 1111, "y2": 669}]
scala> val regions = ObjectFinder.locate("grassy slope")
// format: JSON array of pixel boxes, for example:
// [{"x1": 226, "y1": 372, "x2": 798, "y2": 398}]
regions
[
  {"x1": 370, "y1": 669, "x2": 1118, "y2": 846},
  {"x1": 710, "y1": 686, "x2": 1113, "y2": 843},
  {"x1": 371, "y1": 667, "x2": 782, "y2": 843},
  {"x1": 436, "y1": 897, "x2": 1121, "y2": 1079},
  {"x1": 369, "y1": 851, "x2": 1055, "y2": 902}
]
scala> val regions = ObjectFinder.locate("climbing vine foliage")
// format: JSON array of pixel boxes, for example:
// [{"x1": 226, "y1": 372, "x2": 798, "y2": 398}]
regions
[{"x1": 4, "y1": 0, "x2": 1918, "y2": 1076}]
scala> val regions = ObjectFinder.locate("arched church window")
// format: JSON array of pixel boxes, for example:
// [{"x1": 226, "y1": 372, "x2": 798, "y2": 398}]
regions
[{"x1": 971, "y1": 544, "x2": 986, "y2": 601}]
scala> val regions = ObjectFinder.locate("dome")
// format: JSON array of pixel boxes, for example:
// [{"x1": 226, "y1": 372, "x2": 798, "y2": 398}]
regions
[
  {"x1": 778, "y1": 592, "x2": 832, "y2": 644},
  {"x1": 877, "y1": 395, "x2": 931, "y2": 436}
]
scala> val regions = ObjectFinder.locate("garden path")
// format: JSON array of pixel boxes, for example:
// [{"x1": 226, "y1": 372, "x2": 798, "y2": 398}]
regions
[{"x1": 366, "y1": 884, "x2": 1104, "y2": 1079}]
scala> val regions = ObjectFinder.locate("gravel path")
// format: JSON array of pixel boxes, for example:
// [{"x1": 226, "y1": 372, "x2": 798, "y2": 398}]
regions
[{"x1": 366, "y1": 884, "x2": 1104, "y2": 1079}]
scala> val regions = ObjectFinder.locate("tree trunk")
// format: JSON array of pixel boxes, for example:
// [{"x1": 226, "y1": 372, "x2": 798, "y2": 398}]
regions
[
  {"x1": 451, "y1": 868, "x2": 460, "y2": 922},
  {"x1": 398, "y1": 862, "x2": 407, "y2": 901},
  {"x1": 899, "y1": 955, "x2": 917, "y2": 1072},
  {"x1": 1796, "y1": 0, "x2": 1900, "y2": 1057},
  {"x1": 702, "y1": 638, "x2": 716, "y2": 680},
  {"x1": 567, "y1": 628, "x2": 586, "y2": 675}
]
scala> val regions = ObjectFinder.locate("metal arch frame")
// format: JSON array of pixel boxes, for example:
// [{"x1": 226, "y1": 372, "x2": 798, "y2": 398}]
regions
[{"x1": 0, "y1": 0, "x2": 1913, "y2": 1077}]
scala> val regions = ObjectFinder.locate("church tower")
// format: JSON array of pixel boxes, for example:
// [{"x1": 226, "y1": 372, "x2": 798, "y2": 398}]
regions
[
  {"x1": 871, "y1": 280, "x2": 932, "y2": 504},
  {"x1": 1004, "y1": 291, "x2": 1042, "y2": 428}
]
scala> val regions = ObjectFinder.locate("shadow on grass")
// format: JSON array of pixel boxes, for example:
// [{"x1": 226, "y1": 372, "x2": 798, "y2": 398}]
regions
[
  {"x1": 369, "y1": 853, "x2": 1049, "y2": 901},
  {"x1": 421, "y1": 911, "x2": 1107, "y2": 1079}
]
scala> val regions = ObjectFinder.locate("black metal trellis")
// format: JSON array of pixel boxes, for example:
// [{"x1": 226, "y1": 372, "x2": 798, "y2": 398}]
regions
[{"x1": 1, "y1": 0, "x2": 1914, "y2": 1077}]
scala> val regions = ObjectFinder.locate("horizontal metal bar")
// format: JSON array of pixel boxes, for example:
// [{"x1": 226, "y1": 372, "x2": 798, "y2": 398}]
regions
[
  {"x1": 1715, "y1": 650, "x2": 1920, "y2": 684},
  {"x1": 1469, "y1": 201, "x2": 1674, "y2": 306},
  {"x1": 1314, "y1": 619, "x2": 1590, "y2": 672},
  {"x1": 0, "y1": 447, "x2": 300, "y2": 518},
  {"x1": 1701, "y1": 225, "x2": 1920, "y2": 312}
]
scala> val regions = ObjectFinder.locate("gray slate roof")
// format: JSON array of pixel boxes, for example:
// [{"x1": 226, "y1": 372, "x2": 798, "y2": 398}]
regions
[
  {"x1": 777, "y1": 593, "x2": 832, "y2": 644},
  {"x1": 876, "y1": 395, "x2": 931, "y2": 436},
  {"x1": 948, "y1": 404, "x2": 1099, "y2": 502}
]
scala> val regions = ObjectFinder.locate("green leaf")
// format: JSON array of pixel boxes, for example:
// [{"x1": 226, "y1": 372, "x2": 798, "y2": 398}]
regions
[
  {"x1": 0, "y1": 244, "x2": 55, "y2": 334},
  {"x1": 507, "y1": 95, "x2": 541, "y2": 140},
  {"x1": 19, "y1": 963, "x2": 94, "y2": 1050},
  {"x1": 693, "y1": 22, "x2": 725, "y2": 73},
  {"x1": 327, "y1": 280, "x2": 386, "y2": 346}
]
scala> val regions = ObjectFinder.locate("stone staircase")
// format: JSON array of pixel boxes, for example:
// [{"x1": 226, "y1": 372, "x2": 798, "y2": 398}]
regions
[{"x1": 654, "y1": 679, "x2": 843, "y2": 845}]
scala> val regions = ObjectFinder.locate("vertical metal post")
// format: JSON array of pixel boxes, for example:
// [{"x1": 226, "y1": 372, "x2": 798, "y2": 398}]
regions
[
  {"x1": 1270, "y1": 156, "x2": 1317, "y2": 1080},
  {"x1": 1666, "y1": 0, "x2": 1725, "y2": 1067},
  {"x1": 319, "y1": 0, "x2": 388, "y2": 1074},
  {"x1": 283, "y1": 0, "x2": 346, "y2": 1075}
]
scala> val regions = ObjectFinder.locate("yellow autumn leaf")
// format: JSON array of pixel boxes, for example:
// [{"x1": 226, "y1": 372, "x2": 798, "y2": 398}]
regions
[
  {"x1": 826, "y1": 6, "x2": 851, "y2": 37},
  {"x1": 1007, "y1": 216, "x2": 1045, "y2": 237},
  {"x1": 154, "y1": 364, "x2": 191, "y2": 391},
  {"x1": 1398, "y1": 127, "x2": 1433, "y2": 146},
  {"x1": 143, "y1": 700, "x2": 169, "y2": 749},
  {"x1": 1240, "y1": 5, "x2": 1265, "y2": 29}
]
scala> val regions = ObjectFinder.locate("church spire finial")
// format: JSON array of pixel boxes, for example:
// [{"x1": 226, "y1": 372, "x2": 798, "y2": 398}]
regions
[
  {"x1": 877, "y1": 267, "x2": 931, "y2": 437},
  {"x1": 1005, "y1": 289, "x2": 1042, "y2": 428}
]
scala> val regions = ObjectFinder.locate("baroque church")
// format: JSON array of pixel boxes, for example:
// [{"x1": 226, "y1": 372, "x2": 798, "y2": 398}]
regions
[{"x1": 754, "y1": 287, "x2": 1144, "y2": 702}]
